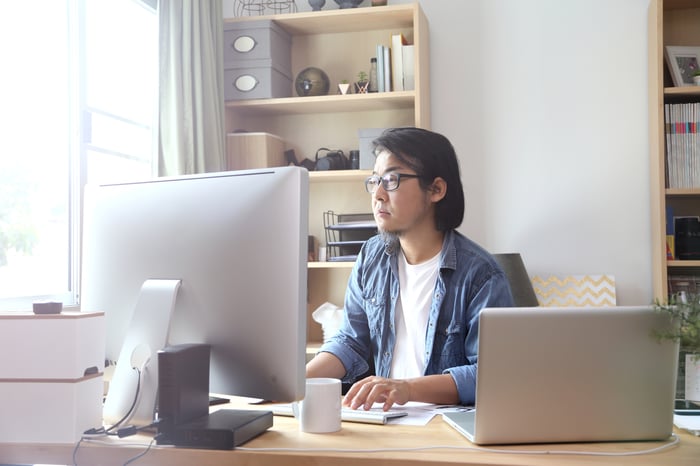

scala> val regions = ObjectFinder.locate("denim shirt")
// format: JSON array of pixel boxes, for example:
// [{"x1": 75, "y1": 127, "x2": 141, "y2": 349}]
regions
[{"x1": 319, "y1": 229, "x2": 514, "y2": 405}]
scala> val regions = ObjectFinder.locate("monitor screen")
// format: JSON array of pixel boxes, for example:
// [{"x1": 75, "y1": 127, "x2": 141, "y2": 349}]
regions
[{"x1": 80, "y1": 167, "x2": 308, "y2": 424}]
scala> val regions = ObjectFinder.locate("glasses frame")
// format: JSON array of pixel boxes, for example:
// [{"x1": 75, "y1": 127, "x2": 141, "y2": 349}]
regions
[{"x1": 364, "y1": 172, "x2": 421, "y2": 194}]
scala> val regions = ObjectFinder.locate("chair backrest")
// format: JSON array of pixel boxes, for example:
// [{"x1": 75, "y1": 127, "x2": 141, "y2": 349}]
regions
[{"x1": 492, "y1": 253, "x2": 539, "y2": 307}]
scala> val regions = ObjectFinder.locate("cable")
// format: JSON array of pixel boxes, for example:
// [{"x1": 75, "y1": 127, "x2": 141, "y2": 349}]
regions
[
  {"x1": 73, "y1": 437, "x2": 158, "y2": 466},
  {"x1": 122, "y1": 438, "x2": 156, "y2": 465},
  {"x1": 105, "y1": 366, "x2": 143, "y2": 434}
]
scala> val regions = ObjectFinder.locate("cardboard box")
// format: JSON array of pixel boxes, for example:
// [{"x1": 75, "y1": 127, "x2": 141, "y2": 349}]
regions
[
  {"x1": 226, "y1": 132, "x2": 286, "y2": 170},
  {"x1": 0, "y1": 311, "x2": 104, "y2": 443}
]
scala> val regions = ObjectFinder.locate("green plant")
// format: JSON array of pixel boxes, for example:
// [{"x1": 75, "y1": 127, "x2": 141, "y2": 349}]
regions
[
  {"x1": 693, "y1": 69, "x2": 700, "y2": 77},
  {"x1": 357, "y1": 71, "x2": 368, "y2": 83},
  {"x1": 340, "y1": 79, "x2": 349, "y2": 84},
  {"x1": 653, "y1": 294, "x2": 700, "y2": 355}
]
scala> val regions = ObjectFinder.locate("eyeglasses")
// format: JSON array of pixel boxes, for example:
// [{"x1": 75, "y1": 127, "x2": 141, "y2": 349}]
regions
[{"x1": 364, "y1": 173, "x2": 421, "y2": 194}]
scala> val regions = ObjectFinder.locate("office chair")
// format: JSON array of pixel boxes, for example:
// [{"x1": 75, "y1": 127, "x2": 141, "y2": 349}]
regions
[{"x1": 492, "y1": 253, "x2": 539, "y2": 307}]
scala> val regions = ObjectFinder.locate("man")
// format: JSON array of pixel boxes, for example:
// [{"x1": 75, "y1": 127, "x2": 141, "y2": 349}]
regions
[{"x1": 306, "y1": 127, "x2": 514, "y2": 410}]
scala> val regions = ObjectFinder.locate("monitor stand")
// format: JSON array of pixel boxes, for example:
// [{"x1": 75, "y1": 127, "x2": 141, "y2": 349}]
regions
[{"x1": 103, "y1": 279, "x2": 181, "y2": 428}]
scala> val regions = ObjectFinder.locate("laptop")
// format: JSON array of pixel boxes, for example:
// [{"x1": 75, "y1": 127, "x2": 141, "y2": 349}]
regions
[{"x1": 442, "y1": 306, "x2": 678, "y2": 445}]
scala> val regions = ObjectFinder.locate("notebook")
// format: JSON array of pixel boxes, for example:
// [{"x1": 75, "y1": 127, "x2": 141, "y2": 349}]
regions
[{"x1": 442, "y1": 305, "x2": 679, "y2": 445}]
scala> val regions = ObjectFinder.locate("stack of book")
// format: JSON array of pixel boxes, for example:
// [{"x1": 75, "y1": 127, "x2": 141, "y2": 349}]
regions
[
  {"x1": 664, "y1": 102, "x2": 700, "y2": 189},
  {"x1": 374, "y1": 33, "x2": 415, "y2": 92}
]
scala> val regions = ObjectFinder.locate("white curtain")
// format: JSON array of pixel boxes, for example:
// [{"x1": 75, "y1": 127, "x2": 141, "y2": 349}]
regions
[{"x1": 158, "y1": 0, "x2": 225, "y2": 176}]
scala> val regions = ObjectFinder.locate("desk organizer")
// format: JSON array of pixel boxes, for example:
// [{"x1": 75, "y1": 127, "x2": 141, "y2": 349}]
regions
[
  {"x1": 0, "y1": 311, "x2": 104, "y2": 443},
  {"x1": 323, "y1": 211, "x2": 377, "y2": 262}
]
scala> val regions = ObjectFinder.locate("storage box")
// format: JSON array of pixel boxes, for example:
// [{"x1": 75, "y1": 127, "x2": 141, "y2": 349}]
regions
[
  {"x1": 224, "y1": 20, "x2": 291, "y2": 76},
  {"x1": 226, "y1": 132, "x2": 286, "y2": 170},
  {"x1": 358, "y1": 128, "x2": 387, "y2": 169},
  {"x1": 0, "y1": 311, "x2": 105, "y2": 443},
  {"x1": 224, "y1": 63, "x2": 292, "y2": 101},
  {"x1": 0, "y1": 376, "x2": 103, "y2": 443}
]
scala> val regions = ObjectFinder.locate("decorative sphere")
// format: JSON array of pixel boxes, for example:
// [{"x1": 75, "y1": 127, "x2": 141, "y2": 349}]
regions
[{"x1": 294, "y1": 67, "x2": 330, "y2": 97}]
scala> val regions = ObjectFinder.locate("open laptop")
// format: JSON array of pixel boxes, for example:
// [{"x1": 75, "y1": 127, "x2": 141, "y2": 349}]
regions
[{"x1": 442, "y1": 306, "x2": 679, "y2": 445}]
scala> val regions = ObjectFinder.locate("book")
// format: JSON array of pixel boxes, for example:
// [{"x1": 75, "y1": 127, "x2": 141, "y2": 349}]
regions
[
  {"x1": 402, "y1": 44, "x2": 415, "y2": 91},
  {"x1": 383, "y1": 45, "x2": 391, "y2": 92},
  {"x1": 391, "y1": 33, "x2": 407, "y2": 91},
  {"x1": 664, "y1": 102, "x2": 700, "y2": 189},
  {"x1": 376, "y1": 44, "x2": 385, "y2": 92}
]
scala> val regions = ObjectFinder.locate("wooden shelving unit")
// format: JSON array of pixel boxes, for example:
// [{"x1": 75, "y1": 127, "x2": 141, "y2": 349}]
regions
[
  {"x1": 224, "y1": 3, "x2": 430, "y2": 347},
  {"x1": 648, "y1": 0, "x2": 700, "y2": 300}
]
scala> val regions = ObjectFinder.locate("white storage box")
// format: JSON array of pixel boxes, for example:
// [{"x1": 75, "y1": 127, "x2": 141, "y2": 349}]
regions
[
  {"x1": 227, "y1": 132, "x2": 286, "y2": 170},
  {"x1": 0, "y1": 311, "x2": 105, "y2": 443}
]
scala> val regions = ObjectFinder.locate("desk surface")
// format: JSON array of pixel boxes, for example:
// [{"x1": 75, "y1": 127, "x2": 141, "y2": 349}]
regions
[{"x1": 2, "y1": 399, "x2": 699, "y2": 466}]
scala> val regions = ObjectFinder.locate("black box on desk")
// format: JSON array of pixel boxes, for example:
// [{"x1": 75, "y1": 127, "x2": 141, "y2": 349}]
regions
[
  {"x1": 158, "y1": 409, "x2": 273, "y2": 450},
  {"x1": 157, "y1": 343, "x2": 211, "y2": 434}
]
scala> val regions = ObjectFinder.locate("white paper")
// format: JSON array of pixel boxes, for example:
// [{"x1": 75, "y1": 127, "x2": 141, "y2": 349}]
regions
[{"x1": 674, "y1": 414, "x2": 700, "y2": 436}]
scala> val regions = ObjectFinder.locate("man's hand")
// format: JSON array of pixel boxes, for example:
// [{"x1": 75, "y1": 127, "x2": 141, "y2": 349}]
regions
[
  {"x1": 344, "y1": 373, "x2": 459, "y2": 411},
  {"x1": 343, "y1": 376, "x2": 411, "y2": 411}
]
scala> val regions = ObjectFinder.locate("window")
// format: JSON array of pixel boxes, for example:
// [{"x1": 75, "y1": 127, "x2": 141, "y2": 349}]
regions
[{"x1": 0, "y1": 0, "x2": 158, "y2": 311}]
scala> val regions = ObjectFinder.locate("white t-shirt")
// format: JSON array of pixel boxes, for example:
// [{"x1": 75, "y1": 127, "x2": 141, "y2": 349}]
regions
[{"x1": 389, "y1": 249, "x2": 441, "y2": 379}]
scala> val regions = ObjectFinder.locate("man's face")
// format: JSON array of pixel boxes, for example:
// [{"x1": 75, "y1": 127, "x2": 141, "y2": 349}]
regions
[{"x1": 369, "y1": 150, "x2": 434, "y2": 236}]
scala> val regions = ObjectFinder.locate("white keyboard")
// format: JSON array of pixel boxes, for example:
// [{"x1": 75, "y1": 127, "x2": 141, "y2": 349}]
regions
[{"x1": 271, "y1": 403, "x2": 408, "y2": 425}]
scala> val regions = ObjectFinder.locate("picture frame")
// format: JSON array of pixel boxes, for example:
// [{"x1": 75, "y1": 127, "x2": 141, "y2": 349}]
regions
[{"x1": 664, "y1": 46, "x2": 700, "y2": 87}]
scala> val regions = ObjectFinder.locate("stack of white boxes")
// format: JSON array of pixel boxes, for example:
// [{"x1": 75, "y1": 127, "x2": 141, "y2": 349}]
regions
[
  {"x1": 0, "y1": 311, "x2": 105, "y2": 443},
  {"x1": 223, "y1": 20, "x2": 292, "y2": 101}
]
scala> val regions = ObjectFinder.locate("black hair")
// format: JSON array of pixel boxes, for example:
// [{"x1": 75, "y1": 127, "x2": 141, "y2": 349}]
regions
[{"x1": 372, "y1": 127, "x2": 465, "y2": 231}]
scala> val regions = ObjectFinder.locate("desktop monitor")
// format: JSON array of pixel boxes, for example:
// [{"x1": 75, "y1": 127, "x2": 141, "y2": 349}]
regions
[{"x1": 80, "y1": 167, "x2": 308, "y2": 425}]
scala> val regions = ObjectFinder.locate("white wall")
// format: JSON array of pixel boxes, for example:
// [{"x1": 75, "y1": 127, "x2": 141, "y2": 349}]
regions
[
  {"x1": 224, "y1": 0, "x2": 653, "y2": 305},
  {"x1": 401, "y1": 0, "x2": 652, "y2": 305}
]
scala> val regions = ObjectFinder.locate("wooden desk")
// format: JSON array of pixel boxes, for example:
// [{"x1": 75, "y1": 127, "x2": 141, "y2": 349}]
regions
[{"x1": 2, "y1": 401, "x2": 699, "y2": 466}]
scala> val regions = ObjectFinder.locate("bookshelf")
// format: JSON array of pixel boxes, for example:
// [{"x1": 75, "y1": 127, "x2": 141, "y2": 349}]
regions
[
  {"x1": 224, "y1": 3, "x2": 430, "y2": 346},
  {"x1": 649, "y1": 0, "x2": 700, "y2": 301}
]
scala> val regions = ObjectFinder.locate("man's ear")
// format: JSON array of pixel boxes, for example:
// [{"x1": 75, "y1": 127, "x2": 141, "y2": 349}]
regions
[{"x1": 429, "y1": 177, "x2": 447, "y2": 203}]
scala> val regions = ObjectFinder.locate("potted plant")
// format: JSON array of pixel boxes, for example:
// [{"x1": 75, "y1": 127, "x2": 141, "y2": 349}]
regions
[
  {"x1": 654, "y1": 295, "x2": 700, "y2": 353},
  {"x1": 355, "y1": 71, "x2": 369, "y2": 94},
  {"x1": 693, "y1": 70, "x2": 700, "y2": 86},
  {"x1": 654, "y1": 294, "x2": 700, "y2": 399},
  {"x1": 338, "y1": 79, "x2": 350, "y2": 95}
]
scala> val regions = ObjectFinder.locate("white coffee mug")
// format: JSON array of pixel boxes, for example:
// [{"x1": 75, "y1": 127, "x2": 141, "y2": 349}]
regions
[{"x1": 295, "y1": 377, "x2": 341, "y2": 433}]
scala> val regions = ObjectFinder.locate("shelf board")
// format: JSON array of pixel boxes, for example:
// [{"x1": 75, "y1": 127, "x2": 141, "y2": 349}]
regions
[
  {"x1": 664, "y1": 86, "x2": 700, "y2": 98},
  {"x1": 666, "y1": 188, "x2": 700, "y2": 196},
  {"x1": 225, "y1": 91, "x2": 415, "y2": 116},
  {"x1": 225, "y1": 4, "x2": 416, "y2": 34},
  {"x1": 668, "y1": 260, "x2": 700, "y2": 267},
  {"x1": 664, "y1": 0, "x2": 700, "y2": 11},
  {"x1": 308, "y1": 261, "x2": 356, "y2": 269}
]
